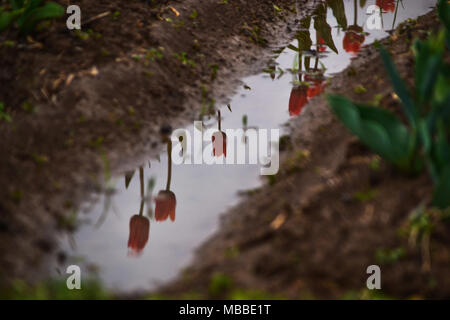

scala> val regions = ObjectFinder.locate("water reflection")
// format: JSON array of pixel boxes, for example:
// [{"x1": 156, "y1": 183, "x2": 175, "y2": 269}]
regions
[
  {"x1": 62, "y1": 0, "x2": 436, "y2": 291},
  {"x1": 287, "y1": 4, "x2": 330, "y2": 116},
  {"x1": 285, "y1": 0, "x2": 409, "y2": 117}
]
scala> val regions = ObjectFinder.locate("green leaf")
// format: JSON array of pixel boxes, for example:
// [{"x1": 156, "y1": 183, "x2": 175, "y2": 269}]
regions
[
  {"x1": 327, "y1": 95, "x2": 412, "y2": 167},
  {"x1": 431, "y1": 120, "x2": 450, "y2": 171},
  {"x1": 358, "y1": 121, "x2": 394, "y2": 160},
  {"x1": 9, "y1": 0, "x2": 25, "y2": 10},
  {"x1": 438, "y1": 0, "x2": 450, "y2": 33},
  {"x1": 18, "y1": 1, "x2": 64, "y2": 35},
  {"x1": 314, "y1": 5, "x2": 338, "y2": 54},
  {"x1": 358, "y1": 105, "x2": 411, "y2": 154},
  {"x1": 327, "y1": 0, "x2": 347, "y2": 29},
  {"x1": 413, "y1": 36, "x2": 444, "y2": 108},
  {"x1": 17, "y1": 0, "x2": 43, "y2": 26},
  {"x1": 433, "y1": 165, "x2": 450, "y2": 209},
  {"x1": 427, "y1": 92, "x2": 450, "y2": 133},
  {"x1": 437, "y1": 0, "x2": 450, "y2": 49},
  {"x1": 327, "y1": 95, "x2": 360, "y2": 131},
  {"x1": 418, "y1": 120, "x2": 431, "y2": 155},
  {"x1": 0, "y1": 8, "x2": 22, "y2": 32},
  {"x1": 433, "y1": 66, "x2": 450, "y2": 104},
  {"x1": 296, "y1": 16, "x2": 312, "y2": 51},
  {"x1": 296, "y1": 29, "x2": 312, "y2": 53},
  {"x1": 377, "y1": 45, "x2": 418, "y2": 127},
  {"x1": 125, "y1": 170, "x2": 135, "y2": 189}
]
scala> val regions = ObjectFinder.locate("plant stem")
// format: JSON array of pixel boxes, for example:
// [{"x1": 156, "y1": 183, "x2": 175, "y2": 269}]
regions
[
  {"x1": 139, "y1": 167, "x2": 144, "y2": 216},
  {"x1": 166, "y1": 140, "x2": 173, "y2": 191},
  {"x1": 298, "y1": 38, "x2": 303, "y2": 80},
  {"x1": 392, "y1": 0, "x2": 400, "y2": 29}
]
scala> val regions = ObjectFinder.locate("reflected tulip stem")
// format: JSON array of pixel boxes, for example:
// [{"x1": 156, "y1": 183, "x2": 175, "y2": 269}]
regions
[
  {"x1": 314, "y1": 48, "x2": 319, "y2": 71},
  {"x1": 166, "y1": 140, "x2": 173, "y2": 191},
  {"x1": 218, "y1": 110, "x2": 222, "y2": 131},
  {"x1": 297, "y1": 39, "x2": 302, "y2": 81},
  {"x1": 392, "y1": 0, "x2": 400, "y2": 29},
  {"x1": 354, "y1": 0, "x2": 358, "y2": 26},
  {"x1": 139, "y1": 167, "x2": 145, "y2": 216}
]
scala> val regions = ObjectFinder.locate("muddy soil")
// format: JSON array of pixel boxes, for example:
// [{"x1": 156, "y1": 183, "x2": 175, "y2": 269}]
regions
[
  {"x1": 0, "y1": 0, "x2": 322, "y2": 284},
  {"x1": 155, "y1": 10, "x2": 450, "y2": 300}
]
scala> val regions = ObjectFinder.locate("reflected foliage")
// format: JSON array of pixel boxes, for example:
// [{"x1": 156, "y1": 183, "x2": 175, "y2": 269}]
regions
[{"x1": 283, "y1": 0, "x2": 409, "y2": 117}]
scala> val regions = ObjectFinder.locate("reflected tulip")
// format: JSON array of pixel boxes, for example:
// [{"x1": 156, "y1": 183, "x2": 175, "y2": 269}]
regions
[
  {"x1": 304, "y1": 74, "x2": 325, "y2": 99},
  {"x1": 128, "y1": 215, "x2": 150, "y2": 255},
  {"x1": 212, "y1": 110, "x2": 227, "y2": 157},
  {"x1": 128, "y1": 167, "x2": 150, "y2": 255},
  {"x1": 212, "y1": 131, "x2": 227, "y2": 157},
  {"x1": 376, "y1": 0, "x2": 396, "y2": 12},
  {"x1": 155, "y1": 190, "x2": 176, "y2": 221},
  {"x1": 307, "y1": 80, "x2": 325, "y2": 99},
  {"x1": 155, "y1": 139, "x2": 177, "y2": 222},
  {"x1": 289, "y1": 85, "x2": 308, "y2": 116},
  {"x1": 343, "y1": 26, "x2": 365, "y2": 54}
]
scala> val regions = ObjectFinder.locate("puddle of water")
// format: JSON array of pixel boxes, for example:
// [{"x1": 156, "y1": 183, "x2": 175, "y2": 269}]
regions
[{"x1": 59, "y1": 0, "x2": 437, "y2": 292}]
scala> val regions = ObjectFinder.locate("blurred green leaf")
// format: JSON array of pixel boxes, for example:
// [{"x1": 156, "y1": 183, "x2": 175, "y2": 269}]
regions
[
  {"x1": 438, "y1": 0, "x2": 450, "y2": 48},
  {"x1": 18, "y1": 2, "x2": 64, "y2": 34},
  {"x1": 413, "y1": 35, "x2": 444, "y2": 108},
  {"x1": 377, "y1": 45, "x2": 418, "y2": 127},
  {"x1": 17, "y1": 0, "x2": 43, "y2": 26},
  {"x1": 327, "y1": 95, "x2": 413, "y2": 168},
  {"x1": 9, "y1": 0, "x2": 25, "y2": 10},
  {"x1": 1, "y1": 0, "x2": 64, "y2": 34},
  {"x1": 433, "y1": 165, "x2": 450, "y2": 209},
  {"x1": 0, "y1": 8, "x2": 22, "y2": 31}
]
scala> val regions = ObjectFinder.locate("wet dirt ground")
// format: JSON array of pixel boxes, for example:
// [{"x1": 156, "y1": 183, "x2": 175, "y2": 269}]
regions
[{"x1": 0, "y1": 0, "x2": 448, "y2": 300}]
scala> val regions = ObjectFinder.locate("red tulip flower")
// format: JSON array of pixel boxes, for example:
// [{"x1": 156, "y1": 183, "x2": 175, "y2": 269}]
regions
[
  {"x1": 212, "y1": 131, "x2": 227, "y2": 157},
  {"x1": 307, "y1": 80, "x2": 325, "y2": 99},
  {"x1": 289, "y1": 85, "x2": 308, "y2": 116},
  {"x1": 155, "y1": 190, "x2": 176, "y2": 222},
  {"x1": 376, "y1": 0, "x2": 396, "y2": 12},
  {"x1": 304, "y1": 74, "x2": 325, "y2": 99},
  {"x1": 128, "y1": 215, "x2": 150, "y2": 255},
  {"x1": 343, "y1": 26, "x2": 365, "y2": 54}
]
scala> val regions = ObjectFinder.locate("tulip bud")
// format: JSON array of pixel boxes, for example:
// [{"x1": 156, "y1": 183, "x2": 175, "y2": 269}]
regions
[
  {"x1": 128, "y1": 215, "x2": 150, "y2": 255},
  {"x1": 155, "y1": 190, "x2": 176, "y2": 222},
  {"x1": 212, "y1": 131, "x2": 227, "y2": 157}
]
